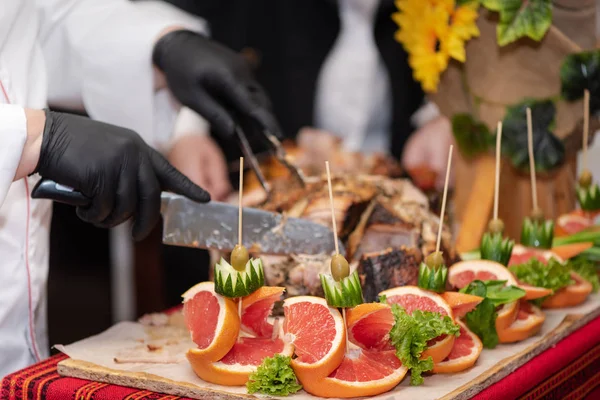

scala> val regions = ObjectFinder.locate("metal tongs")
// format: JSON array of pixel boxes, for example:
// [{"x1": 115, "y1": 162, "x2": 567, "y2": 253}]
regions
[{"x1": 235, "y1": 127, "x2": 307, "y2": 197}]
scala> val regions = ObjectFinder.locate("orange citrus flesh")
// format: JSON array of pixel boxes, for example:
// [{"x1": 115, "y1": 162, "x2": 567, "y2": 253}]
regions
[
  {"x1": 497, "y1": 300, "x2": 545, "y2": 344},
  {"x1": 283, "y1": 296, "x2": 346, "y2": 381},
  {"x1": 433, "y1": 320, "x2": 483, "y2": 374},
  {"x1": 379, "y1": 286, "x2": 456, "y2": 364},
  {"x1": 495, "y1": 300, "x2": 520, "y2": 333},
  {"x1": 541, "y1": 271, "x2": 593, "y2": 309},
  {"x1": 240, "y1": 286, "x2": 286, "y2": 337},
  {"x1": 440, "y1": 292, "x2": 484, "y2": 319},
  {"x1": 182, "y1": 282, "x2": 239, "y2": 361},
  {"x1": 299, "y1": 346, "x2": 408, "y2": 398}
]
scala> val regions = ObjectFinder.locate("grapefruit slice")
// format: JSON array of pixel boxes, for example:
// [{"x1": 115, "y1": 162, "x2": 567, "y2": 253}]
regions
[
  {"x1": 186, "y1": 325, "x2": 294, "y2": 386},
  {"x1": 346, "y1": 303, "x2": 394, "y2": 351},
  {"x1": 182, "y1": 282, "x2": 239, "y2": 361},
  {"x1": 432, "y1": 320, "x2": 483, "y2": 374},
  {"x1": 448, "y1": 259, "x2": 549, "y2": 301},
  {"x1": 448, "y1": 260, "x2": 518, "y2": 288},
  {"x1": 508, "y1": 244, "x2": 561, "y2": 267},
  {"x1": 241, "y1": 286, "x2": 285, "y2": 337},
  {"x1": 497, "y1": 300, "x2": 545, "y2": 343},
  {"x1": 379, "y1": 286, "x2": 456, "y2": 364},
  {"x1": 440, "y1": 292, "x2": 484, "y2": 318},
  {"x1": 541, "y1": 271, "x2": 593, "y2": 309},
  {"x1": 283, "y1": 296, "x2": 346, "y2": 380},
  {"x1": 555, "y1": 210, "x2": 594, "y2": 237},
  {"x1": 299, "y1": 346, "x2": 408, "y2": 398}
]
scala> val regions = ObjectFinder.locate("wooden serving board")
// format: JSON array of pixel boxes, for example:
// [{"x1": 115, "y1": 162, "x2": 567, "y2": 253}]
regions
[{"x1": 56, "y1": 300, "x2": 600, "y2": 400}]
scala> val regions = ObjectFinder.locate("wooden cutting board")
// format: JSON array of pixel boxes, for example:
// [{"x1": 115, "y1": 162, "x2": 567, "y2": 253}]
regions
[{"x1": 57, "y1": 304, "x2": 600, "y2": 400}]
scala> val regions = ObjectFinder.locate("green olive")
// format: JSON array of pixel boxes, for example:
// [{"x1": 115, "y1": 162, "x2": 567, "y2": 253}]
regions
[
  {"x1": 579, "y1": 169, "x2": 593, "y2": 189},
  {"x1": 425, "y1": 251, "x2": 444, "y2": 268},
  {"x1": 530, "y1": 207, "x2": 544, "y2": 222},
  {"x1": 331, "y1": 254, "x2": 350, "y2": 282},
  {"x1": 488, "y1": 218, "x2": 505, "y2": 234},
  {"x1": 231, "y1": 244, "x2": 249, "y2": 271}
]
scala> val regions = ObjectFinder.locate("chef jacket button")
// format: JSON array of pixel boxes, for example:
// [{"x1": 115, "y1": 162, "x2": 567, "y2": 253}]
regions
[{"x1": 241, "y1": 47, "x2": 261, "y2": 70}]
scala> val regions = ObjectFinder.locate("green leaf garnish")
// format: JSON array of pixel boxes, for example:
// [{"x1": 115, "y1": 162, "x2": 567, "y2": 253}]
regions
[
  {"x1": 214, "y1": 257, "x2": 264, "y2": 298},
  {"x1": 389, "y1": 305, "x2": 459, "y2": 386},
  {"x1": 560, "y1": 50, "x2": 600, "y2": 115},
  {"x1": 480, "y1": 232, "x2": 515, "y2": 266},
  {"x1": 482, "y1": 0, "x2": 553, "y2": 46},
  {"x1": 246, "y1": 355, "x2": 302, "y2": 396},
  {"x1": 460, "y1": 280, "x2": 525, "y2": 348},
  {"x1": 451, "y1": 113, "x2": 493, "y2": 159},
  {"x1": 379, "y1": 294, "x2": 388, "y2": 304},
  {"x1": 568, "y1": 257, "x2": 599, "y2": 293},
  {"x1": 502, "y1": 99, "x2": 564, "y2": 173},
  {"x1": 577, "y1": 184, "x2": 600, "y2": 212},
  {"x1": 520, "y1": 218, "x2": 554, "y2": 249},
  {"x1": 509, "y1": 258, "x2": 574, "y2": 305},
  {"x1": 418, "y1": 263, "x2": 448, "y2": 293},
  {"x1": 320, "y1": 271, "x2": 363, "y2": 308}
]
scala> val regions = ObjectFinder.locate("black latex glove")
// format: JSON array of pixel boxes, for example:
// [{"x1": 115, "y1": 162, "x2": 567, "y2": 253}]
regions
[
  {"x1": 34, "y1": 110, "x2": 210, "y2": 240},
  {"x1": 152, "y1": 30, "x2": 282, "y2": 142}
]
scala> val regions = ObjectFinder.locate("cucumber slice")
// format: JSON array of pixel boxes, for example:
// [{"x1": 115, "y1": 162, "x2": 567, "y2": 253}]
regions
[
  {"x1": 480, "y1": 232, "x2": 514, "y2": 266},
  {"x1": 520, "y1": 218, "x2": 554, "y2": 249},
  {"x1": 320, "y1": 271, "x2": 363, "y2": 308},
  {"x1": 214, "y1": 257, "x2": 264, "y2": 298},
  {"x1": 577, "y1": 184, "x2": 600, "y2": 211},
  {"x1": 418, "y1": 263, "x2": 448, "y2": 293}
]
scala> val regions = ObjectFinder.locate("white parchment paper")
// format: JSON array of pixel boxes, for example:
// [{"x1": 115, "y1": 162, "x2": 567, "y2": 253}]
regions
[{"x1": 56, "y1": 294, "x2": 600, "y2": 400}]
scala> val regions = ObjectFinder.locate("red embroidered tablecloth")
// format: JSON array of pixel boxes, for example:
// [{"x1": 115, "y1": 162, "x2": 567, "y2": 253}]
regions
[{"x1": 3, "y1": 317, "x2": 600, "y2": 400}]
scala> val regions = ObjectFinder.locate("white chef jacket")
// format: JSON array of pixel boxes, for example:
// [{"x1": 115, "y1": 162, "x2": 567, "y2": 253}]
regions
[{"x1": 0, "y1": 0, "x2": 205, "y2": 377}]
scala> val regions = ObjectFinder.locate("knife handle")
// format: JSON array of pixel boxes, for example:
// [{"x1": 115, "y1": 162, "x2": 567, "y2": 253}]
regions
[{"x1": 31, "y1": 179, "x2": 91, "y2": 207}]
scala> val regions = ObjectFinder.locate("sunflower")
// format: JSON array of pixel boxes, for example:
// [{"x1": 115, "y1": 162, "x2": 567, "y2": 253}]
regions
[{"x1": 392, "y1": 0, "x2": 480, "y2": 92}]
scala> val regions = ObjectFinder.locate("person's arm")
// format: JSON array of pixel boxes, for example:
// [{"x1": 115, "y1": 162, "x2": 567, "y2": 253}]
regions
[{"x1": 35, "y1": 0, "x2": 208, "y2": 149}]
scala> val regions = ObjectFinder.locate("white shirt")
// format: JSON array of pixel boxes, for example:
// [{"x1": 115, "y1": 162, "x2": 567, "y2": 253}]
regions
[{"x1": 0, "y1": 0, "x2": 205, "y2": 376}]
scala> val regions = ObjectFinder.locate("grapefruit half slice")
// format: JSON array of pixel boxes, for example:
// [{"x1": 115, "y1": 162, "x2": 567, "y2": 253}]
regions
[
  {"x1": 300, "y1": 346, "x2": 408, "y2": 398},
  {"x1": 440, "y1": 292, "x2": 484, "y2": 318},
  {"x1": 508, "y1": 244, "x2": 561, "y2": 267},
  {"x1": 541, "y1": 271, "x2": 593, "y2": 309},
  {"x1": 241, "y1": 286, "x2": 285, "y2": 337},
  {"x1": 432, "y1": 320, "x2": 483, "y2": 374},
  {"x1": 555, "y1": 210, "x2": 594, "y2": 237},
  {"x1": 283, "y1": 296, "x2": 346, "y2": 380},
  {"x1": 497, "y1": 300, "x2": 545, "y2": 343},
  {"x1": 379, "y1": 286, "x2": 456, "y2": 364},
  {"x1": 182, "y1": 281, "x2": 239, "y2": 361}
]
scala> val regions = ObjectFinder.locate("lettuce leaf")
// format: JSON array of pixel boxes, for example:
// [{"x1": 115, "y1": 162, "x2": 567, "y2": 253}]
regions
[
  {"x1": 389, "y1": 305, "x2": 459, "y2": 386},
  {"x1": 246, "y1": 355, "x2": 302, "y2": 396},
  {"x1": 569, "y1": 258, "x2": 600, "y2": 293},
  {"x1": 509, "y1": 258, "x2": 574, "y2": 293},
  {"x1": 460, "y1": 280, "x2": 525, "y2": 348}
]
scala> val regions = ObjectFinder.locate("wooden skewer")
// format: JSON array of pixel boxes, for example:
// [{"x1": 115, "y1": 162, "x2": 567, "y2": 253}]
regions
[
  {"x1": 526, "y1": 108, "x2": 538, "y2": 211},
  {"x1": 238, "y1": 157, "x2": 244, "y2": 322},
  {"x1": 494, "y1": 122, "x2": 503, "y2": 220},
  {"x1": 325, "y1": 161, "x2": 349, "y2": 353},
  {"x1": 584, "y1": 89, "x2": 590, "y2": 171},
  {"x1": 435, "y1": 145, "x2": 454, "y2": 254},
  {"x1": 325, "y1": 161, "x2": 340, "y2": 255}
]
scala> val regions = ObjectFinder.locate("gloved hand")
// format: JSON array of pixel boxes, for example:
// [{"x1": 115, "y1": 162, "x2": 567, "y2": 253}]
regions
[
  {"x1": 34, "y1": 110, "x2": 210, "y2": 240},
  {"x1": 152, "y1": 30, "x2": 282, "y2": 142}
]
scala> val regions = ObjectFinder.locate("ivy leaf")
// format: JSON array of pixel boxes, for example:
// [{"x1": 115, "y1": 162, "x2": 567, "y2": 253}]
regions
[
  {"x1": 560, "y1": 50, "x2": 600, "y2": 116},
  {"x1": 482, "y1": 0, "x2": 553, "y2": 46},
  {"x1": 452, "y1": 114, "x2": 493, "y2": 159},
  {"x1": 502, "y1": 99, "x2": 565, "y2": 172}
]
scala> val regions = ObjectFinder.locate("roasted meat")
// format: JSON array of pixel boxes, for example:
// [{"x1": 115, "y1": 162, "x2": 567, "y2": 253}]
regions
[
  {"x1": 219, "y1": 173, "x2": 457, "y2": 303},
  {"x1": 358, "y1": 247, "x2": 421, "y2": 303}
]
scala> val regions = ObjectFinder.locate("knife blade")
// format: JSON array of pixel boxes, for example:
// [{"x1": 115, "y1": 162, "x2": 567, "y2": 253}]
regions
[{"x1": 31, "y1": 179, "x2": 344, "y2": 255}]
